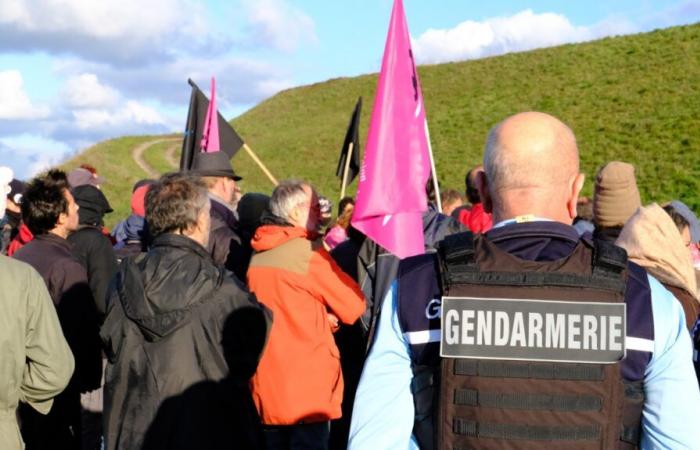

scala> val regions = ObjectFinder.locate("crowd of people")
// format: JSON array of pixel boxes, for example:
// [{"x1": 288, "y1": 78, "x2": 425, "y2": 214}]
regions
[{"x1": 1, "y1": 111, "x2": 699, "y2": 450}]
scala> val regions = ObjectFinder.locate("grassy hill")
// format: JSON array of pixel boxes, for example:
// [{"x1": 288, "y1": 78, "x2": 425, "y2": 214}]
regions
[{"x1": 63, "y1": 23, "x2": 700, "y2": 228}]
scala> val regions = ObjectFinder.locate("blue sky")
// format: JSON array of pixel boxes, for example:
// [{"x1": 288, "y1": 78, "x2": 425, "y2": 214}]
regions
[{"x1": 0, "y1": 0, "x2": 698, "y2": 178}]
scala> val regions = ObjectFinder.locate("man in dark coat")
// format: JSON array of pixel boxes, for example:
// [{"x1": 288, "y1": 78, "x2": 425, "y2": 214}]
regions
[
  {"x1": 68, "y1": 184, "x2": 118, "y2": 318},
  {"x1": 190, "y1": 151, "x2": 247, "y2": 281},
  {"x1": 13, "y1": 170, "x2": 103, "y2": 450},
  {"x1": 101, "y1": 174, "x2": 270, "y2": 450}
]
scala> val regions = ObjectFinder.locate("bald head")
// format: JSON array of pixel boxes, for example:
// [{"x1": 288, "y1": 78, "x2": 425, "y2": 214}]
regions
[{"x1": 478, "y1": 112, "x2": 585, "y2": 224}]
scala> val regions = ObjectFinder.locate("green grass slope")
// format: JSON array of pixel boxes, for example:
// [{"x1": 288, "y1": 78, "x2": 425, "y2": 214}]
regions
[{"x1": 64, "y1": 23, "x2": 700, "y2": 228}]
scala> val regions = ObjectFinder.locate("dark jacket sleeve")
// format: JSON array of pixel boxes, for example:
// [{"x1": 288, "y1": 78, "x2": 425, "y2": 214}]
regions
[
  {"x1": 86, "y1": 232, "x2": 118, "y2": 319},
  {"x1": 54, "y1": 260, "x2": 103, "y2": 392},
  {"x1": 70, "y1": 229, "x2": 119, "y2": 319}
]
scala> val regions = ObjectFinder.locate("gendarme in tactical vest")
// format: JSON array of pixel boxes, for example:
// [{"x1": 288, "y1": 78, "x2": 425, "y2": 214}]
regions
[{"x1": 397, "y1": 228, "x2": 654, "y2": 450}]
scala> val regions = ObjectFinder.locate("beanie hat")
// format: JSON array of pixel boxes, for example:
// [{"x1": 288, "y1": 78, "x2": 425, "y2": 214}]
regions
[
  {"x1": 593, "y1": 161, "x2": 641, "y2": 228},
  {"x1": 8, "y1": 179, "x2": 26, "y2": 205},
  {"x1": 131, "y1": 184, "x2": 150, "y2": 217}
]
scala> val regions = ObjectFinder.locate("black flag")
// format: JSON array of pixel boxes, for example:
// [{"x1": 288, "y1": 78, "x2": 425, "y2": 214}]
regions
[
  {"x1": 180, "y1": 78, "x2": 245, "y2": 171},
  {"x1": 335, "y1": 97, "x2": 362, "y2": 188}
]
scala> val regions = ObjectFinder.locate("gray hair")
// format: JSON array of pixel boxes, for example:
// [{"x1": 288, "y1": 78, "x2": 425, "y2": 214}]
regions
[
  {"x1": 146, "y1": 173, "x2": 209, "y2": 237},
  {"x1": 269, "y1": 180, "x2": 312, "y2": 222}
]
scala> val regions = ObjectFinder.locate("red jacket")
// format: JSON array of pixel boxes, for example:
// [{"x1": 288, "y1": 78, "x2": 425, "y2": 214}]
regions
[
  {"x1": 6, "y1": 223, "x2": 33, "y2": 257},
  {"x1": 456, "y1": 202, "x2": 493, "y2": 233},
  {"x1": 247, "y1": 225, "x2": 366, "y2": 425}
]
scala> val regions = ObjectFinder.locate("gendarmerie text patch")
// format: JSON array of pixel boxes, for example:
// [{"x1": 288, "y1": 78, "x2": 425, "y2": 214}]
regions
[{"x1": 440, "y1": 296, "x2": 626, "y2": 363}]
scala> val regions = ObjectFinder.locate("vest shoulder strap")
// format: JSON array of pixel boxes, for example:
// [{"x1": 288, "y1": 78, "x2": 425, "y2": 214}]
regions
[
  {"x1": 438, "y1": 231, "x2": 476, "y2": 266},
  {"x1": 591, "y1": 238, "x2": 628, "y2": 277}
]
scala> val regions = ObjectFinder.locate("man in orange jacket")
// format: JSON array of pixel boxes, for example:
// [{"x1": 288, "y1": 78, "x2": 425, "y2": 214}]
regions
[{"x1": 247, "y1": 180, "x2": 366, "y2": 450}]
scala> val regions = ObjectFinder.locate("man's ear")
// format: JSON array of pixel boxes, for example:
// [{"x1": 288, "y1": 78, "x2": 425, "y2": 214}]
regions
[
  {"x1": 567, "y1": 173, "x2": 586, "y2": 221},
  {"x1": 476, "y1": 170, "x2": 493, "y2": 214},
  {"x1": 56, "y1": 210, "x2": 68, "y2": 227}
]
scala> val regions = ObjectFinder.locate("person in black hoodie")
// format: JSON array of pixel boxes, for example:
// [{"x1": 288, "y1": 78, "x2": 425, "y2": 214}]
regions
[
  {"x1": 68, "y1": 184, "x2": 118, "y2": 319},
  {"x1": 101, "y1": 174, "x2": 270, "y2": 450}
]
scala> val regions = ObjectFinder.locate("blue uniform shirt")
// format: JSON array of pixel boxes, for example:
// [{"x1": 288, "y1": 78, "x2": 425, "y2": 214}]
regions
[{"x1": 349, "y1": 233, "x2": 700, "y2": 450}]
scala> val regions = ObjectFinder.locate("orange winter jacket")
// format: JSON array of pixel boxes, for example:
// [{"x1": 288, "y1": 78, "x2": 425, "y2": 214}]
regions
[{"x1": 247, "y1": 225, "x2": 366, "y2": 425}]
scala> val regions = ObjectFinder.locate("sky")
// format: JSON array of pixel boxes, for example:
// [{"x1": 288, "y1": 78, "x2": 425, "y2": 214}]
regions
[{"x1": 0, "y1": 0, "x2": 698, "y2": 179}]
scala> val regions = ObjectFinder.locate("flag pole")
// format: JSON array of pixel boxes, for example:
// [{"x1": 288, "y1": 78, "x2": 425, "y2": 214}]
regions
[
  {"x1": 340, "y1": 142, "x2": 355, "y2": 200},
  {"x1": 242, "y1": 143, "x2": 279, "y2": 186},
  {"x1": 425, "y1": 121, "x2": 442, "y2": 213}
]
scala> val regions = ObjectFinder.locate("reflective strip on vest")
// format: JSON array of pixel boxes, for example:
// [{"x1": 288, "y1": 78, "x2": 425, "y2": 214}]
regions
[
  {"x1": 404, "y1": 329, "x2": 441, "y2": 345},
  {"x1": 625, "y1": 336, "x2": 654, "y2": 353}
]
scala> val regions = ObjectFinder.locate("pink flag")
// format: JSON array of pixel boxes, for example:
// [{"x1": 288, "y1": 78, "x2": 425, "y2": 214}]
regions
[
  {"x1": 351, "y1": 0, "x2": 432, "y2": 259},
  {"x1": 200, "y1": 77, "x2": 220, "y2": 153}
]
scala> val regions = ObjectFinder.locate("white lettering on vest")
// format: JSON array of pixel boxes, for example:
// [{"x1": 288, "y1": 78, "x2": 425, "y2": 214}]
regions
[
  {"x1": 510, "y1": 312, "x2": 526, "y2": 347},
  {"x1": 582, "y1": 315, "x2": 598, "y2": 350},
  {"x1": 445, "y1": 309, "x2": 459, "y2": 345},
  {"x1": 462, "y1": 310, "x2": 475, "y2": 345},
  {"x1": 609, "y1": 316, "x2": 623, "y2": 351},
  {"x1": 477, "y1": 310, "x2": 492, "y2": 345},
  {"x1": 528, "y1": 312, "x2": 543, "y2": 347},
  {"x1": 494, "y1": 311, "x2": 510, "y2": 346},
  {"x1": 545, "y1": 313, "x2": 565, "y2": 349},
  {"x1": 568, "y1": 314, "x2": 581, "y2": 350}
]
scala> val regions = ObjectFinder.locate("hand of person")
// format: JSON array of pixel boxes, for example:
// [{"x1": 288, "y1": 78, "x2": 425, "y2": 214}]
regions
[
  {"x1": 318, "y1": 196, "x2": 333, "y2": 226},
  {"x1": 327, "y1": 312, "x2": 340, "y2": 332}
]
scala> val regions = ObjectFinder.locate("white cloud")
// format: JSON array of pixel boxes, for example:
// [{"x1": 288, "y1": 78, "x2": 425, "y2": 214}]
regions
[
  {"x1": 0, "y1": 70, "x2": 50, "y2": 119},
  {"x1": 412, "y1": 9, "x2": 637, "y2": 64},
  {"x1": 0, "y1": 0, "x2": 215, "y2": 64},
  {"x1": 0, "y1": 134, "x2": 73, "y2": 179},
  {"x1": 61, "y1": 73, "x2": 119, "y2": 109},
  {"x1": 53, "y1": 56, "x2": 294, "y2": 109},
  {"x1": 72, "y1": 100, "x2": 169, "y2": 130},
  {"x1": 244, "y1": 0, "x2": 318, "y2": 52}
]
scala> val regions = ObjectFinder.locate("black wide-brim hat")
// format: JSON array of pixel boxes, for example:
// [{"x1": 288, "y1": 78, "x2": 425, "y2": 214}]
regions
[{"x1": 190, "y1": 151, "x2": 242, "y2": 181}]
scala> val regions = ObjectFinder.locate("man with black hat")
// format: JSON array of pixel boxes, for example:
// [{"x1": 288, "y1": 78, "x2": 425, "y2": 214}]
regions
[
  {"x1": 190, "y1": 150, "x2": 248, "y2": 281},
  {"x1": 1, "y1": 176, "x2": 25, "y2": 254}
]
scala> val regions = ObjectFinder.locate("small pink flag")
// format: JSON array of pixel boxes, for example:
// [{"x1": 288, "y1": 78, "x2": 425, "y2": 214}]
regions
[
  {"x1": 351, "y1": 0, "x2": 431, "y2": 259},
  {"x1": 200, "y1": 77, "x2": 220, "y2": 153}
]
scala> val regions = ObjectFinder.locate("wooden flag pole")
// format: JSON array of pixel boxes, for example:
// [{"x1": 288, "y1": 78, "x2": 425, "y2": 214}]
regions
[
  {"x1": 340, "y1": 142, "x2": 355, "y2": 200},
  {"x1": 242, "y1": 143, "x2": 278, "y2": 186},
  {"x1": 424, "y1": 121, "x2": 442, "y2": 213}
]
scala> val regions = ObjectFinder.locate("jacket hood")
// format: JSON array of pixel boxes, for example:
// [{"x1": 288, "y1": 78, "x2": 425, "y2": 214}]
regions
[
  {"x1": 73, "y1": 185, "x2": 112, "y2": 226},
  {"x1": 116, "y1": 233, "x2": 221, "y2": 341},
  {"x1": 251, "y1": 224, "x2": 309, "y2": 252},
  {"x1": 123, "y1": 213, "x2": 148, "y2": 242},
  {"x1": 616, "y1": 203, "x2": 698, "y2": 298}
]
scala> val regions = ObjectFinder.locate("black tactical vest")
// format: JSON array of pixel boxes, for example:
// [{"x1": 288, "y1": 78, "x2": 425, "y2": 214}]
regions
[{"x1": 397, "y1": 231, "x2": 652, "y2": 450}]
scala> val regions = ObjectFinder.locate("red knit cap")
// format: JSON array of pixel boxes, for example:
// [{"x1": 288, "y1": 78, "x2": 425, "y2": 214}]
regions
[{"x1": 131, "y1": 184, "x2": 149, "y2": 217}]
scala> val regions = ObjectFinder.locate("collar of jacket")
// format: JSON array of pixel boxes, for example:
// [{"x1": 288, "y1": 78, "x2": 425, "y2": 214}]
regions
[
  {"x1": 35, "y1": 231, "x2": 74, "y2": 250},
  {"x1": 210, "y1": 196, "x2": 238, "y2": 229},
  {"x1": 485, "y1": 220, "x2": 580, "y2": 244},
  {"x1": 251, "y1": 224, "x2": 311, "y2": 252},
  {"x1": 151, "y1": 233, "x2": 212, "y2": 261}
]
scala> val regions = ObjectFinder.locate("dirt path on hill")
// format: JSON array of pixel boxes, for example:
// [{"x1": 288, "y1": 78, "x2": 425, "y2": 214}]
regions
[
  {"x1": 164, "y1": 142, "x2": 180, "y2": 169},
  {"x1": 131, "y1": 137, "x2": 181, "y2": 178}
]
